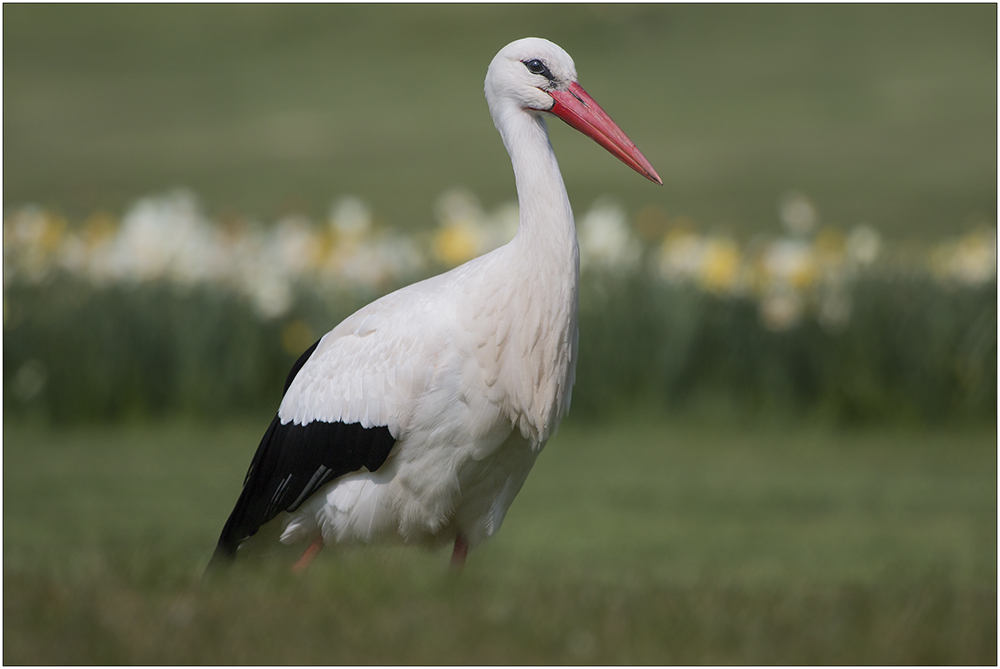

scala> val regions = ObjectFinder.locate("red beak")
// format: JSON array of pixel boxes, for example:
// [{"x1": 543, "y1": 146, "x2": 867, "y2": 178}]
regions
[{"x1": 547, "y1": 81, "x2": 662, "y2": 185}]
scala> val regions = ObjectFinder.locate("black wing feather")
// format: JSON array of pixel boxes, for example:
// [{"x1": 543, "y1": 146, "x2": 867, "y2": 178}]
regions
[{"x1": 210, "y1": 340, "x2": 396, "y2": 565}]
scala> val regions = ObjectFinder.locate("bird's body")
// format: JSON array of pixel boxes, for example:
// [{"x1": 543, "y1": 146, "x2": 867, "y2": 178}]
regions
[
  {"x1": 211, "y1": 37, "x2": 659, "y2": 568},
  {"x1": 275, "y1": 234, "x2": 577, "y2": 552}
]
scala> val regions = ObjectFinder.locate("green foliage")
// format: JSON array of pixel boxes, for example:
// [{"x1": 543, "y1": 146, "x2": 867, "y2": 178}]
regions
[
  {"x1": 4, "y1": 279, "x2": 279, "y2": 422},
  {"x1": 3, "y1": 277, "x2": 368, "y2": 423},
  {"x1": 573, "y1": 271, "x2": 996, "y2": 424},
  {"x1": 8, "y1": 269, "x2": 992, "y2": 425}
]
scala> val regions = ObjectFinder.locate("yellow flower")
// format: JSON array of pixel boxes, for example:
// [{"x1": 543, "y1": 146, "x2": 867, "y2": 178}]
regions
[
  {"x1": 433, "y1": 221, "x2": 480, "y2": 267},
  {"x1": 698, "y1": 237, "x2": 741, "y2": 294},
  {"x1": 813, "y1": 228, "x2": 846, "y2": 269},
  {"x1": 39, "y1": 212, "x2": 67, "y2": 252},
  {"x1": 761, "y1": 239, "x2": 818, "y2": 290},
  {"x1": 82, "y1": 211, "x2": 118, "y2": 248},
  {"x1": 930, "y1": 227, "x2": 996, "y2": 285},
  {"x1": 313, "y1": 227, "x2": 337, "y2": 269}
]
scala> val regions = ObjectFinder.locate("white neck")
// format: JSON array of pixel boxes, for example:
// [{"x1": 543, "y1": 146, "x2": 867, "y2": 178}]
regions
[
  {"x1": 495, "y1": 108, "x2": 578, "y2": 262},
  {"x1": 480, "y1": 105, "x2": 579, "y2": 442}
]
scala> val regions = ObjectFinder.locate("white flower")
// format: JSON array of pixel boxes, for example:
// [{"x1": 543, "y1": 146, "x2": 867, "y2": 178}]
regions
[
  {"x1": 760, "y1": 238, "x2": 817, "y2": 289},
  {"x1": 432, "y1": 188, "x2": 515, "y2": 266},
  {"x1": 760, "y1": 286, "x2": 804, "y2": 331},
  {"x1": 578, "y1": 197, "x2": 640, "y2": 271},
  {"x1": 846, "y1": 225, "x2": 881, "y2": 267},
  {"x1": 336, "y1": 235, "x2": 420, "y2": 290},
  {"x1": 248, "y1": 269, "x2": 294, "y2": 319},
  {"x1": 4, "y1": 206, "x2": 66, "y2": 283},
  {"x1": 329, "y1": 196, "x2": 372, "y2": 239},
  {"x1": 658, "y1": 229, "x2": 704, "y2": 282},
  {"x1": 270, "y1": 215, "x2": 318, "y2": 275},
  {"x1": 104, "y1": 189, "x2": 220, "y2": 284},
  {"x1": 930, "y1": 227, "x2": 996, "y2": 285},
  {"x1": 779, "y1": 191, "x2": 818, "y2": 237},
  {"x1": 657, "y1": 229, "x2": 743, "y2": 294}
]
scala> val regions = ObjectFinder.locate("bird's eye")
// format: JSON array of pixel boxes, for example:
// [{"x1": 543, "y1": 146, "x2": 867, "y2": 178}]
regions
[{"x1": 523, "y1": 59, "x2": 554, "y2": 80}]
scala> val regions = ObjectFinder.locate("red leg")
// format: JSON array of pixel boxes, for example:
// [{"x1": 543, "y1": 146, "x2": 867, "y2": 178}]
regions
[
  {"x1": 292, "y1": 535, "x2": 324, "y2": 573},
  {"x1": 450, "y1": 534, "x2": 469, "y2": 571}
]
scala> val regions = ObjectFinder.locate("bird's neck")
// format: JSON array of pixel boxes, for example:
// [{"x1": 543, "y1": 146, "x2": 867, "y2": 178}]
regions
[
  {"x1": 488, "y1": 109, "x2": 579, "y2": 442},
  {"x1": 500, "y1": 111, "x2": 579, "y2": 262}
]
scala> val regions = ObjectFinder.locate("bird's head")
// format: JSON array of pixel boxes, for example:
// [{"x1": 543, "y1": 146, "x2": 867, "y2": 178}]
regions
[{"x1": 485, "y1": 37, "x2": 662, "y2": 185}]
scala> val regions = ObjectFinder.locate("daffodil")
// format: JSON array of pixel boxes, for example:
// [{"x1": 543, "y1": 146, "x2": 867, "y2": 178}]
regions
[
  {"x1": 578, "y1": 198, "x2": 640, "y2": 272},
  {"x1": 930, "y1": 227, "x2": 997, "y2": 285},
  {"x1": 697, "y1": 237, "x2": 741, "y2": 294}
]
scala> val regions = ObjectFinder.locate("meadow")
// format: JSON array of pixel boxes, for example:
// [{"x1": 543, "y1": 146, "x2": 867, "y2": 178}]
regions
[
  {"x1": 4, "y1": 419, "x2": 995, "y2": 664},
  {"x1": 3, "y1": 5, "x2": 996, "y2": 664}
]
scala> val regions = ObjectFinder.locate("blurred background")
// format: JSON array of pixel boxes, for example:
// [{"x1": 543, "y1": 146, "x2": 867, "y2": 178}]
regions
[{"x1": 3, "y1": 4, "x2": 996, "y2": 664}]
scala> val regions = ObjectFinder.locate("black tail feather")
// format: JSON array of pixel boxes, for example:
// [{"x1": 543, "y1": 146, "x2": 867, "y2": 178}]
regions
[
  {"x1": 212, "y1": 415, "x2": 395, "y2": 562},
  {"x1": 210, "y1": 337, "x2": 395, "y2": 563}
]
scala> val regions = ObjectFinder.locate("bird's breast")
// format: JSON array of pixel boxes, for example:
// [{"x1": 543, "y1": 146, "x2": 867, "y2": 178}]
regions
[{"x1": 460, "y1": 252, "x2": 579, "y2": 445}]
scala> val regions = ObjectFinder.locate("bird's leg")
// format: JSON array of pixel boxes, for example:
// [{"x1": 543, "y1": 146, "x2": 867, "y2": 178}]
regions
[
  {"x1": 450, "y1": 534, "x2": 469, "y2": 571},
  {"x1": 292, "y1": 535, "x2": 324, "y2": 573}
]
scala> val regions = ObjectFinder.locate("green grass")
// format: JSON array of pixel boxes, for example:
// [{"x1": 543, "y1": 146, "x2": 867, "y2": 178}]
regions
[
  {"x1": 4, "y1": 418, "x2": 995, "y2": 663},
  {"x1": 4, "y1": 4, "x2": 996, "y2": 238}
]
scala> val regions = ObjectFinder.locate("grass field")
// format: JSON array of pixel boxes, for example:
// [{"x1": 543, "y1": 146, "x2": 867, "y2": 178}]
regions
[{"x1": 4, "y1": 417, "x2": 995, "y2": 664}]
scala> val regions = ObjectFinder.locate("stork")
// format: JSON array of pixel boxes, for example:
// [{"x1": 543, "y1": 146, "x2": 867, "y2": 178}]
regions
[{"x1": 209, "y1": 37, "x2": 661, "y2": 572}]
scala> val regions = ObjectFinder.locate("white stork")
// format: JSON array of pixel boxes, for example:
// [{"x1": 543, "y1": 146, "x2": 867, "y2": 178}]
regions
[{"x1": 210, "y1": 37, "x2": 660, "y2": 571}]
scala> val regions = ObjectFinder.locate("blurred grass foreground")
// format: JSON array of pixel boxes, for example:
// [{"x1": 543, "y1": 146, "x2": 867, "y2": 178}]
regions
[{"x1": 3, "y1": 421, "x2": 996, "y2": 664}]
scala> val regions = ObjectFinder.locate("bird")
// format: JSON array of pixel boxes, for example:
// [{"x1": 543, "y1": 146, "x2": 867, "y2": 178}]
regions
[{"x1": 209, "y1": 37, "x2": 661, "y2": 572}]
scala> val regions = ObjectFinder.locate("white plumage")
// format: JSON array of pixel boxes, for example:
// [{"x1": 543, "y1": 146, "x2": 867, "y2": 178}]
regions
[{"x1": 211, "y1": 37, "x2": 660, "y2": 570}]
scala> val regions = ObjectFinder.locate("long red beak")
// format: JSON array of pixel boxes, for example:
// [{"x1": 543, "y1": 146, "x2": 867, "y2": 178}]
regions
[{"x1": 547, "y1": 81, "x2": 662, "y2": 185}]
